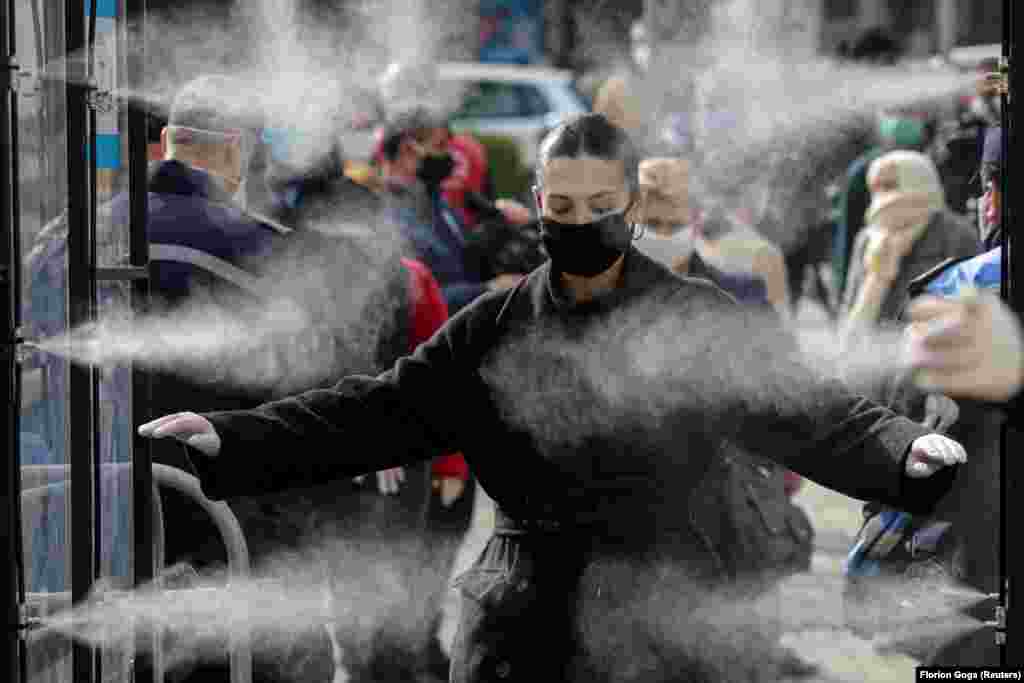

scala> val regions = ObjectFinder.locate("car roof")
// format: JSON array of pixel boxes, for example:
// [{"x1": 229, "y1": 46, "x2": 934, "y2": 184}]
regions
[
  {"x1": 437, "y1": 61, "x2": 575, "y2": 84},
  {"x1": 946, "y1": 43, "x2": 1001, "y2": 70}
]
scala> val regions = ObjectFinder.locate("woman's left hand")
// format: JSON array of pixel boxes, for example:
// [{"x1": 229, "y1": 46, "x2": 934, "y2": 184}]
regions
[
  {"x1": 905, "y1": 434, "x2": 967, "y2": 478},
  {"x1": 376, "y1": 467, "x2": 406, "y2": 494}
]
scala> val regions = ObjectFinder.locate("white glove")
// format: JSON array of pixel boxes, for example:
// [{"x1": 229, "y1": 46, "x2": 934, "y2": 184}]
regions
[
  {"x1": 906, "y1": 291, "x2": 1024, "y2": 402},
  {"x1": 376, "y1": 467, "x2": 405, "y2": 495},
  {"x1": 905, "y1": 434, "x2": 967, "y2": 478},
  {"x1": 138, "y1": 412, "x2": 222, "y2": 457}
]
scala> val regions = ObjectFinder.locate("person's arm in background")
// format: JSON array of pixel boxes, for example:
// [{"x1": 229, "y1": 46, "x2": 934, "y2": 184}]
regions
[
  {"x1": 839, "y1": 230, "x2": 876, "y2": 336},
  {"x1": 752, "y1": 243, "x2": 791, "y2": 322},
  {"x1": 841, "y1": 228, "x2": 911, "y2": 347},
  {"x1": 403, "y1": 257, "x2": 470, "y2": 506},
  {"x1": 908, "y1": 291, "x2": 1024, "y2": 403}
]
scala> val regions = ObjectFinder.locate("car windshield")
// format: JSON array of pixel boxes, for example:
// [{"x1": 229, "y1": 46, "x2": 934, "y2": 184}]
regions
[{"x1": 570, "y1": 79, "x2": 593, "y2": 111}]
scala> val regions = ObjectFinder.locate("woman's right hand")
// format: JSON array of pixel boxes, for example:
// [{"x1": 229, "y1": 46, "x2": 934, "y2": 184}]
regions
[{"x1": 137, "y1": 412, "x2": 222, "y2": 457}]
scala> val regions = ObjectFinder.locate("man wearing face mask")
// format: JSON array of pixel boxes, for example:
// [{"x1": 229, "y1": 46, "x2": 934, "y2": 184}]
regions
[
  {"x1": 377, "y1": 109, "x2": 523, "y2": 314},
  {"x1": 374, "y1": 63, "x2": 494, "y2": 232}
]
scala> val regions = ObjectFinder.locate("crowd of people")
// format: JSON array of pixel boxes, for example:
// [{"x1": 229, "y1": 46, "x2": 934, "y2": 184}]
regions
[{"x1": 19, "y1": 45, "x2": 1018, "y2": 683}]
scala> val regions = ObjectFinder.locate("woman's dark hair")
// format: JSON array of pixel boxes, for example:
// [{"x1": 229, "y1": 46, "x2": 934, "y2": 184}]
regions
[
  {"x1": 535, "y1": 113, "x2": 640, "y2": 192},
  {"x1": 379, "y1": 107, "x2": 442, "y2": 162}
]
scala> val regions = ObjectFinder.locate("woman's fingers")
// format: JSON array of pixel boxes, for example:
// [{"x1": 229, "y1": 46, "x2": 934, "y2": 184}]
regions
[
  {"x1": 906, "y1": 459, "x2": 939, "y2": 478},
  {"x1": 909, "y1": 339, "x2": 985, "y2": 374},
  {"x1": 376, "y1": 468, "x2": 404, "y2": 495},
  {"x1": 138, "y1": 412, "x2": 220, "y2": 456},
  {"x1": 151, "y1": 413, "x2": 209, "y2": 439},
  {"x1": 186, "y1": 433, "x2": 221, "y2": 457},
  {"x1": 137, "y1": 413, "x2": 189, "y2": 436},
  {"x1": 906, "y1": 435, "x2": 967, "y2": 478}
]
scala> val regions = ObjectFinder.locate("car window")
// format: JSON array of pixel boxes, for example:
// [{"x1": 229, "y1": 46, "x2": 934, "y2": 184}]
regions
[
  {"x1": 519, "y1": 85, "x2": 551, "y2": 117},
  {"x1": 454, "y1": 80, "x2": 546, "y2": 119}
]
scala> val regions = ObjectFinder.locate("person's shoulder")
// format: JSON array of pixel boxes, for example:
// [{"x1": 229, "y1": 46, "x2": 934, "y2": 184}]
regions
[
  {"x1": 629, "y1": 248, "x2": 731, "y2": 302},
  {"x1": 150, "y1": 198, "x2": 283, "y2": 261},
  {"x1": 451, "y1": 133, "x2": 487, "y2": 158},
  {"x1": 399, "y1": 256, "x2": 439, "y2": 288},
  {"x1": 944, "y1": 209, "x2": 980, "y2": 239},
  {"x1": 668, "y1": 270, "x2": 739, "y2": 310}
]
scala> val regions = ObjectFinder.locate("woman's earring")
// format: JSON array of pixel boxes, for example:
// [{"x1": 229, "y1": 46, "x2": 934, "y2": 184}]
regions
[{"x1": 631, "y1": 223, "x2": 646, "y2": 240}]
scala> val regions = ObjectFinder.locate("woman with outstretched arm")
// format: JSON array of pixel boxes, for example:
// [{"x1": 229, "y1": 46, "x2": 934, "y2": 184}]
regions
[{"x1": 141, "y1": 114, "x2": 965, "y2": 683}]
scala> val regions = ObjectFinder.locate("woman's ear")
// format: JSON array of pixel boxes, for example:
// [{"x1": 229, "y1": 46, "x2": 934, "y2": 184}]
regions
[{"x1": 532, "y1": 185, "x2": 543, "y2": 213}]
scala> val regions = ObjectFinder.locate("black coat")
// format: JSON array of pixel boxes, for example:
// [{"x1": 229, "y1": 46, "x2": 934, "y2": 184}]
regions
[{"x1": 184, "y1": 248, "x2": 954, "y2": 682}]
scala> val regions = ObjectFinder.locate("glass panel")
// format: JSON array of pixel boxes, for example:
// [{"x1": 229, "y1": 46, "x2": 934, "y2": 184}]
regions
[
  {"x1": 95, "y1": 124, "x2": 130, "y2": 268},
  {"x1": 518, "y1": 85, "x2": 549, "y2": 117},
  {"x1": 97, "y1": 279, "x2": 133, "y2": 683},
  {"x1": 95, "y1": 9, "x2": 128, "y2": 268},
  {"x1": 16, "y1": 0, "x2": 74, "y2": 680},
  {"x1": 455, "y1": 81, "x2": 527, "y2": 119}
]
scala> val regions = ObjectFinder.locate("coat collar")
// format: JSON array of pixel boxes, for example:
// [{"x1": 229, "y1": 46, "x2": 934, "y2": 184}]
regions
[
  {"x1": 147, "y1": 159, "x2": 234, "y2": 205},
  {"x1": 540, "y1": 246, "x2": 666, "y2": 315}
]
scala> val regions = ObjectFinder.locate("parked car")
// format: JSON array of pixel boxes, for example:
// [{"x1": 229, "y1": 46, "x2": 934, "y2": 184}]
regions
[
  {"x1": 436, "y1": 62, "x2": 590, "y2": 166},
  {"x1": 342, "y1": 62, "x2": 590, "y2": 168}
]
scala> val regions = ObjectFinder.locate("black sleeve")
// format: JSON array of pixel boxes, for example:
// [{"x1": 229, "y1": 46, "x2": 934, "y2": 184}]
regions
[
  {"x1": 186, "y1": 290, "x2": 507, "y2": 500},
  {"x1": 676, "y1": 284, "x2": 953, "y2": 516},
  {"x1": 482, "y1": 170, "x2": 496, "y2": 203}
]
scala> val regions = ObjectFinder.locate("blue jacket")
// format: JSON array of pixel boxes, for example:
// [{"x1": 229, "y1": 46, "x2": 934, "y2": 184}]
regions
[
  {"x1": 385, "y1": 185, "x2": 488, "y2": 314},
  {"x1": 114, "y1": 160, "x2": 285, "y2": 305}
]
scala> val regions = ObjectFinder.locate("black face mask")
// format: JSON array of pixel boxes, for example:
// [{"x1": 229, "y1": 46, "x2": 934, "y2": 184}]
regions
[
  {"x1": 416, "y1": 152, "x2": 455, "y2": 190},
  {"x1": 540, "y1": 210, "x2": 633, "y2": 277}
]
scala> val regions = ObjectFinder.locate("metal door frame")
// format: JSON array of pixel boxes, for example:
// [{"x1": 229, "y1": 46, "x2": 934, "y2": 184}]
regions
[{"x1": 1, "y1": 0, "x2": 155, "y2": 680}]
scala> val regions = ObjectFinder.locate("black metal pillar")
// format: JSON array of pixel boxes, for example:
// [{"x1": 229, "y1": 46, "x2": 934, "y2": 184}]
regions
[
  {"x1": 125, "y1": 0, "x2": 155, "y2": 679},
  {"x1": 66, "y1": 0, "x2": 98, "y2": 682},
  {"x1": 0, "y1": 0, "x2": 22, "y2": 677},
  {"x1": 1002, "y1": 0, "x2": 1021, "y2": 667}
]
